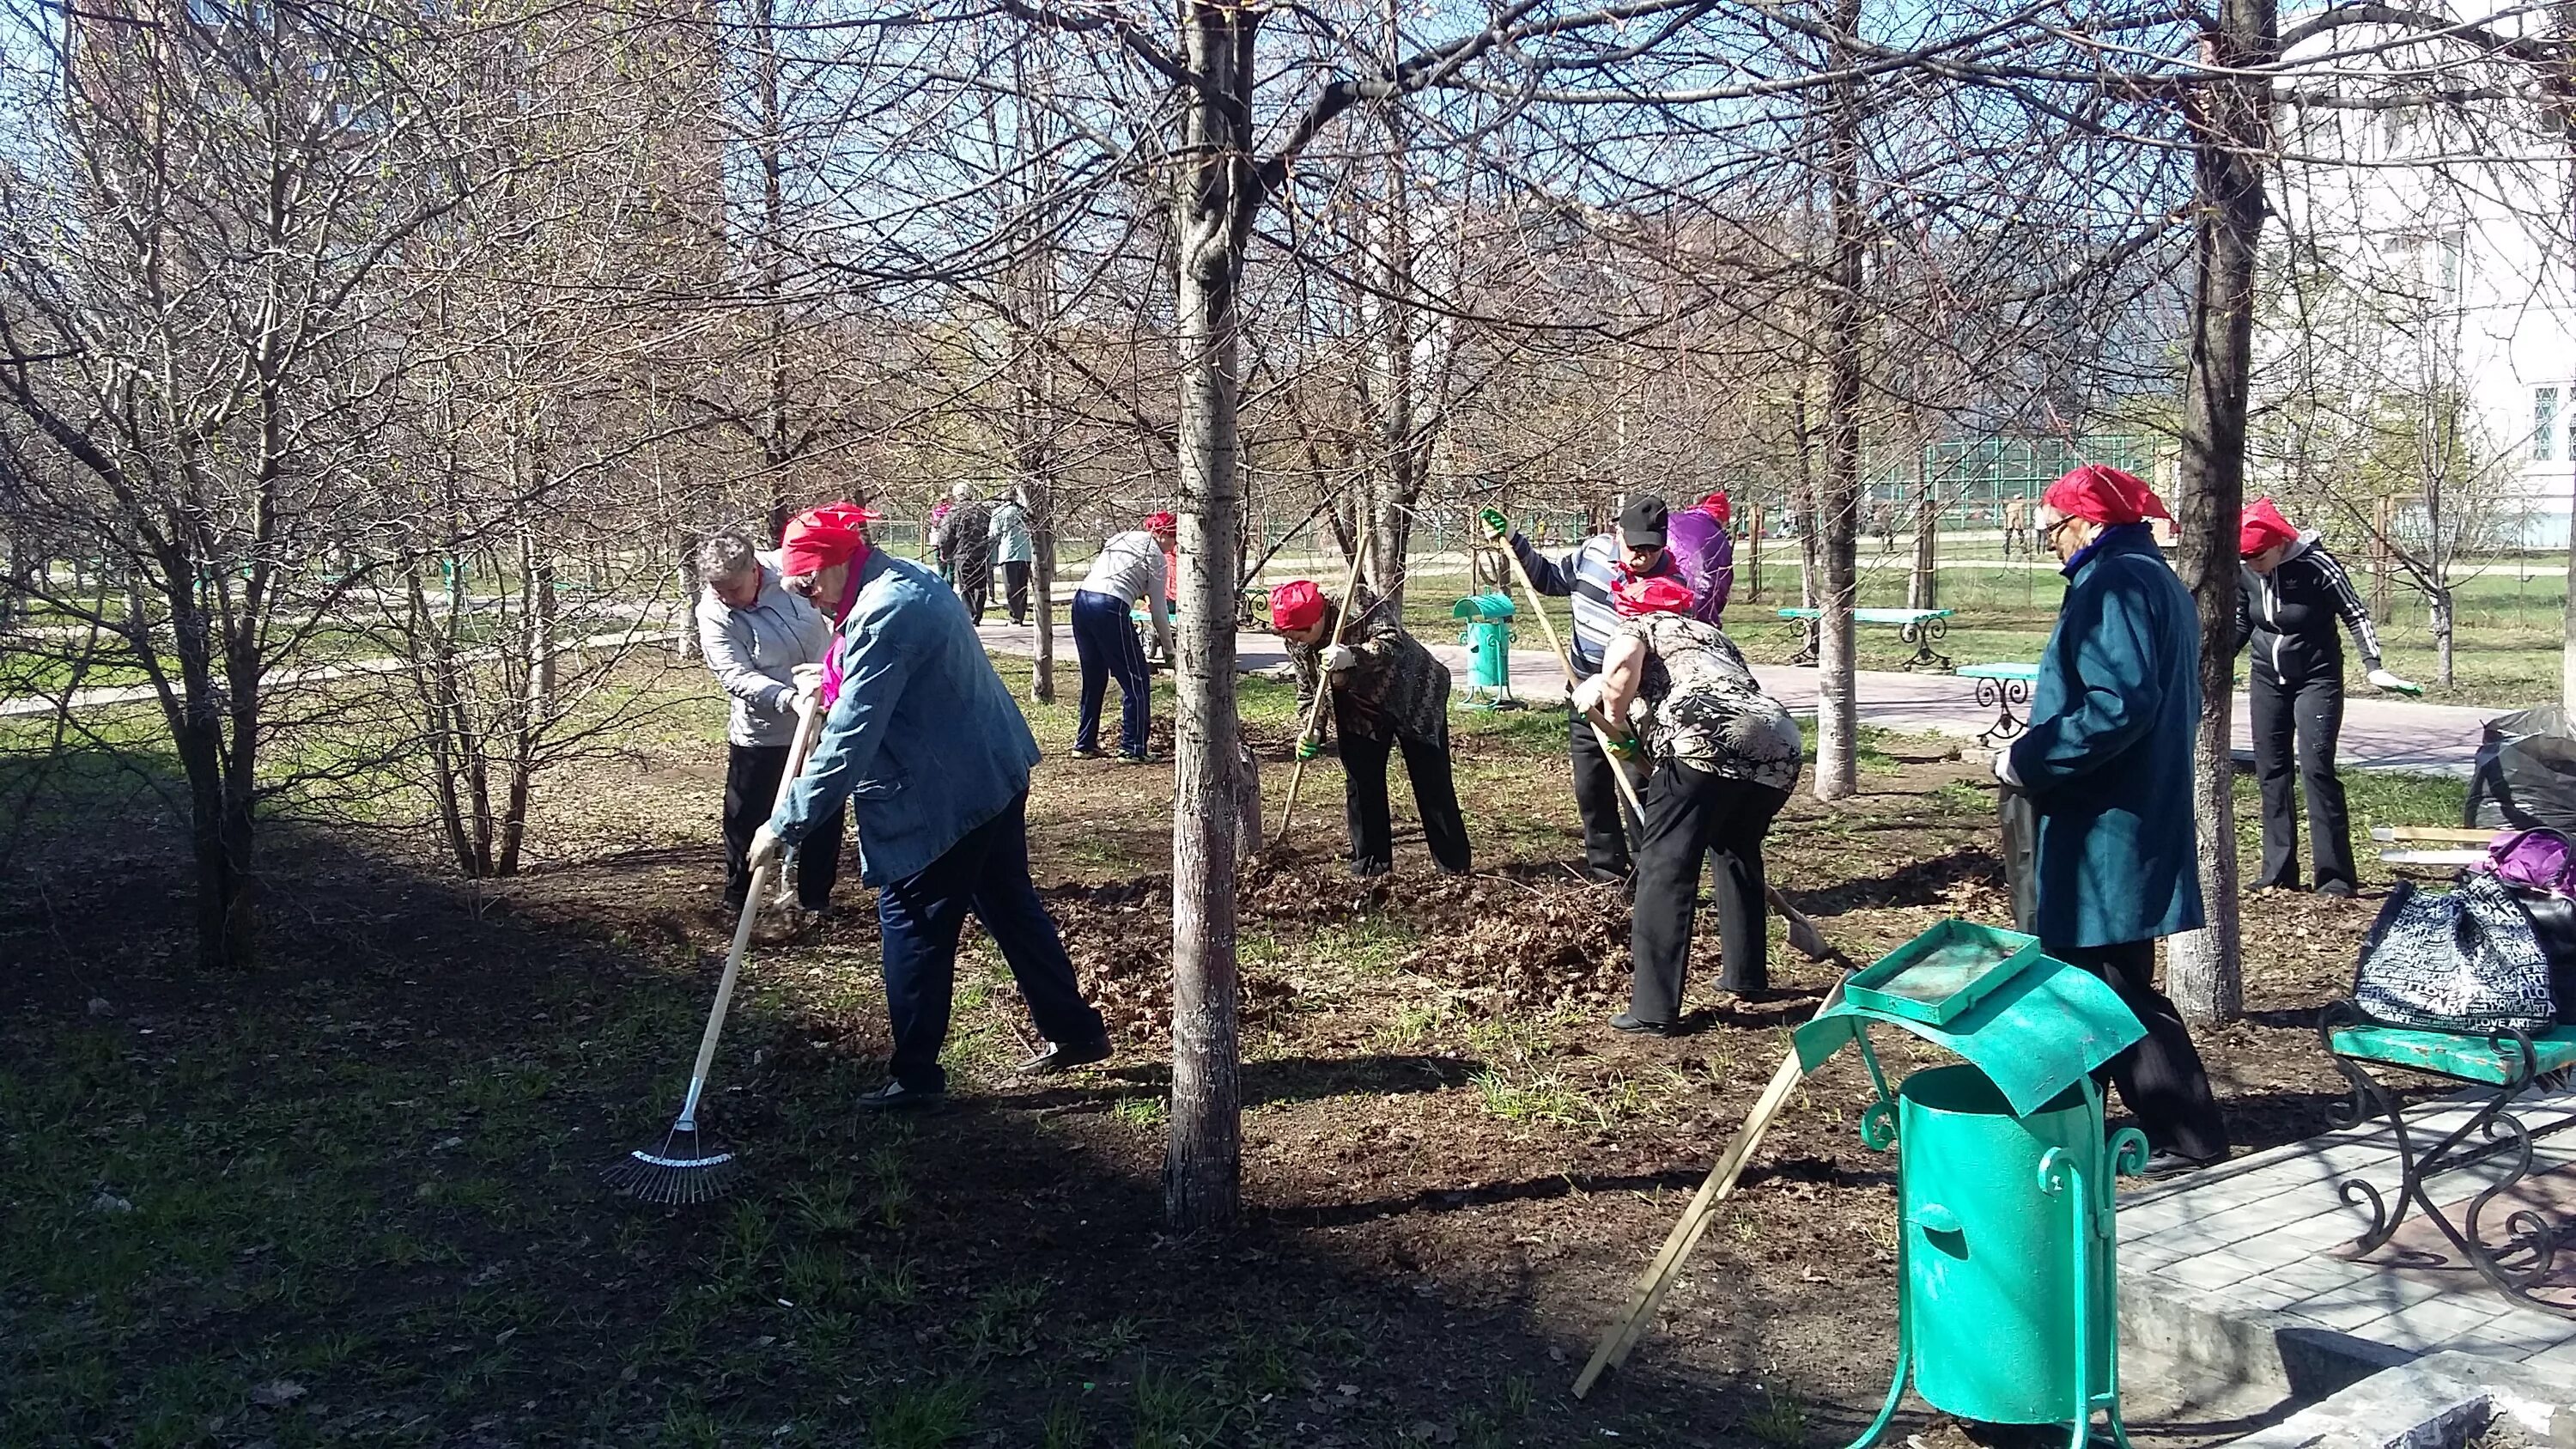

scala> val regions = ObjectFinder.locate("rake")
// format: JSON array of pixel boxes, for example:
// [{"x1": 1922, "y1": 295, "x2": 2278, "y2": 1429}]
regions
[{"x1": 607, "y1": 699, "x2": 823, "y2": 1204}]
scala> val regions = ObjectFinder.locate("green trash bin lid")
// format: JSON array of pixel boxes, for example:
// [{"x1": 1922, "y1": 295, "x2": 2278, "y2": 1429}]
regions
[{"x1": 1793, "y1": 924, "x2": 2145, "y2": 1117}]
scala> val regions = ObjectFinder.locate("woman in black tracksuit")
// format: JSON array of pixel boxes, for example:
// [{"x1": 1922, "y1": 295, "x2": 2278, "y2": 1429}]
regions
[{"x1": 2234, "y1": 499, "x2": 2417, "y2": 898}]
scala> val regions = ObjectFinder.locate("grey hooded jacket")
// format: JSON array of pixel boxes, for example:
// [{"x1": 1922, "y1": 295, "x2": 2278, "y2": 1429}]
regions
[{"x1": 696, "y1": 559, "x2": 835, "y2": 747}]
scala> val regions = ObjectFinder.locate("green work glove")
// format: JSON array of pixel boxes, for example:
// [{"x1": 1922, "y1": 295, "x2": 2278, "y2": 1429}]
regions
[
  {"x1": 1477, "y1": 507, "x2": 1510, "y2": 544},
  {"x1": 1297, "y1": 740, "x2": 1321, "y2": 761},
  {"x1": 1603, "y1": 734, "x2": 1641, "y2": 762}
]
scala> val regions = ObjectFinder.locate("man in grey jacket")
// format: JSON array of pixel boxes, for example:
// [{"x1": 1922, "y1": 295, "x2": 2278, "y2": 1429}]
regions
[{"x1": 696, "y1": 531, "x2": 840, "y2": 918}]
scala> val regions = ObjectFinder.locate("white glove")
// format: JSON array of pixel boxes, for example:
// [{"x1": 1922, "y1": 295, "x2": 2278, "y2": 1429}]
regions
[
  {"x1": 1990, "y1": 747, "x2": 2022, "y2": 788},
  {"x1": 792, "y1": 662, "x2": 823, "y2": 698},
  {"x1": 2367, "y1": 667, "x2": 2421, "y2": 695},
  {"x1": 1324, "y1": 643, "x2": 1360, "y2": 673},
  {"x1": 1570, "y1": 676, "x2": 1607, "y2": 715},
  {"x1": 748, "y1": 824, "x2": 784, "y2": 870}
]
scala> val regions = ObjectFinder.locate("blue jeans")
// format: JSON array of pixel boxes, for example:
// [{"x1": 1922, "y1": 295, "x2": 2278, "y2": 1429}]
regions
[
  {"x1": 876, "y1": 791, "x2": 1105, "y2": 1091},
  {"x1": 1071, "y1": 588, "x2": 1149, "y2": 756}
]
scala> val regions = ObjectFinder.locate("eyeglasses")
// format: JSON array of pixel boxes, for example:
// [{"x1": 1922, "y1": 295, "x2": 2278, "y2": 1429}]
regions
[{"x1": 2041, "y1": 515, "x2": 2081, "y2": 545}]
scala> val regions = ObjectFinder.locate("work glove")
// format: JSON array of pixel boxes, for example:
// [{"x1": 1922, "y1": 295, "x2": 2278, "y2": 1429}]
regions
[
  {"x1": 1477, "y1": 508, "x2": 1510, "y2": 544},
  {"x1": 748, "y1": 824, "x2": 784, "y2": 870},
  {"x1": 1296, "y1": 739, "x2": 1321, "y2": 761},
  {"x1": 792, "y1": 662, "x2": 823, "y2": 698},
  {"x1": 1990, "y1": 747, "x2": 2022, "y2": 788},
  {"x1": 1570, "y1": 675, "x2": 1606, "y2": 715},
  {"x1": 1602, "y1": 732, "x2": 1642, "y2": 762},
  {"x1": 2367, "y1": 667, "x2": 2423, "y2": 697},
  {"x1": 1324, "y1": 642, "x2": 1360, "y2": 673}
]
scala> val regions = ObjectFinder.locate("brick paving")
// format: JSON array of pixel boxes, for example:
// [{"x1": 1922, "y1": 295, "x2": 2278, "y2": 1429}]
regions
[{"x1": 2120, "y1": 1088, "x2": 2576, "y2": 1376}]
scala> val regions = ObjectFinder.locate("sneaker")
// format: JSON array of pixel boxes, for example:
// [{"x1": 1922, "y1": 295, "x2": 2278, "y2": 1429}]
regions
[
  {"x1": 857, "y1": 1080, "x2": 946, "y2": 1111},
  {"x1": 1070, "y1": 746, "x2": 1106, "y2": 760},
  {"x1": 1019, "y1": 1037, "x2": 1113, "y2": 1076},
  {"x1": 1117, "y1": 750, "x2": 1157, "y2": 764}
]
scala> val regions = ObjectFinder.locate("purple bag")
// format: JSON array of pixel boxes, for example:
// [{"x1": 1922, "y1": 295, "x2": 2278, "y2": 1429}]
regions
[{"x1": 2483, "y1": 828, "x2": 2576, "y2": 897}]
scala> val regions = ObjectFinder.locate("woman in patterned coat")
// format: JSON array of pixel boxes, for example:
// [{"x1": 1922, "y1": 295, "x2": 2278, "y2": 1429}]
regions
[
  {"x1": 1272, "y1": 578, "x2": 1470, "y2": 879},
  {"x1": 1582, "y1": 575, "x2": 1801, "y2": 1032}
]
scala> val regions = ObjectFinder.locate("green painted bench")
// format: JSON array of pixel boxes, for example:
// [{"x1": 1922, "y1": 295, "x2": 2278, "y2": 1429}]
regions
[
  {"x1": 1777, "y1": 606, "x2": 1955, "y2": 673},
  {"x1": 1957, "y1": 662, "x2": 2039, "y2": 745},
  {"x1": 2318, "y1": 1001, "x2": 2576, "y2": 1316}
]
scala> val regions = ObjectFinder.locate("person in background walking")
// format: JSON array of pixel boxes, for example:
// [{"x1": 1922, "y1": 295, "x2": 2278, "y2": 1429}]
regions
[
  {"x1": 1996, "y1": 463, "x2": 2228, "y2": 1178},
  {"x1": 928, "y1": 499, "x2": 956, "y2": 586},
  {"x1": 2235, "y1": 497, "x2": 2419, "y2": 898},
  {"x1": 695, "y1": 531, "x2": 841, "y2": 923},
  {"x1": 1071, "y1": 511, "x2": 1177, "y2": 762},
  {"x1": 943, "y1": 484, "x2": 994, "y2": 625},
  {"x1": 1272, "y1": 578, "x2": 1471, "y2": 878},
  {"x1": 1582, "y1": 574, "x2": 1799, "y2": 1031},
  {"x1": 988, "y1": 494, "x2": 1035, "y2": 627},
  {"x1": 1481, "y1": 495, "x2": 1686, "y2": 885},
  {"x1": 1667, "y1": 490, "x2": 1735, "y2": 626},
  {"x1": 2002, "y1": 496, "x2": 2030, "y2": 557},
  {"x1": 753, "y1": 503, "x2": 1111, "y2": 1109}
]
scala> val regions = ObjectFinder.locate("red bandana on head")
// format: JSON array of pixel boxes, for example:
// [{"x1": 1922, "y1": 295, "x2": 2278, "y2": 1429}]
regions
[
  {"x1": 778, "y1": 502, "x2": 882, "y2": 580},
  {"x1": 1144, "y1": 511, "x2": 1177, "y2": 534},
  {"x1": 1268, "y1": 579, "x2": 1326, "y2": 632},
  {"x1": 2041, "y1": 464, "x2": 2169, "y2": 527},
  {"x1": 1611, "y1": 575, "x2": 1696, "y2": 618},
  {"x1": 2239, "y1": 497, "x2": 2300, "y2": 558},
  {"x1": 1696, "y1": 490, "x2": 1731, "y2": 525}
]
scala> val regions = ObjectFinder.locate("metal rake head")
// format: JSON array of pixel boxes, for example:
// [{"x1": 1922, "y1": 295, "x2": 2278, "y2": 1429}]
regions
[{"x1": 603, "y1": 1127, "x2": 738, "y2": 1206}]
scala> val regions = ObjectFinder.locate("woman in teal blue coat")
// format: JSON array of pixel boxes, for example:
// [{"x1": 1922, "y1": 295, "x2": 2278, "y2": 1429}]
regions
[{"x1": 1996, "y1": 465, "x2": 2228, "y2": 1177}]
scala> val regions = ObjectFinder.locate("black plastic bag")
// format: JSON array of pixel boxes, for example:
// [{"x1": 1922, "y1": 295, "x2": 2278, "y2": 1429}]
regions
[
  {"x1": 1998, "y1": 783, "x2": 2038, "y2": 935},
  {"x1": 2506, "y1": 887, "x2": 2576, "y2": 1025},
  {"x1": 2464, "y1": 705, "x2": 2576, "y2": 831}
]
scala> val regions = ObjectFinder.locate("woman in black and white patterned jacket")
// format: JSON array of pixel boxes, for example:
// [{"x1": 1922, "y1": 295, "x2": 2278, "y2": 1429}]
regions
[{"x1": 1578, "y1": 574, "x2": 1800, "y2": 1033}]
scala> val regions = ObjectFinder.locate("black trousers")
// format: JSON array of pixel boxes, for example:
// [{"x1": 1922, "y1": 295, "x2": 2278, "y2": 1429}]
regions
[
  {"x1": 956, "y1": 551, "x2": 992, "y2": 624},
  {"x1": 2044, "y1": 938, "x2": 2229, "y2": 1161},
  {"x1": 1001, "y1": 561, "x2": 1030, "y2": 624},
  {"x1": 1338, "y1": 729, "x2": 1472, "y2": 876},
  {"x1": 723, "y1": 743, "x2": 843, "y2": 910},
  {"x1": 2249, "y1": 667, "x2": 2354, "y2": 892},
  {"x1": 1569, "y1": 708, "x2": 1642, "y2": 881},
  {"x1": 1631, "y1": 763, "x2": 1789, "y2": 1018},
  {"x1": 877, "y1": 792, "x2": 1106, "y2": 1091}
]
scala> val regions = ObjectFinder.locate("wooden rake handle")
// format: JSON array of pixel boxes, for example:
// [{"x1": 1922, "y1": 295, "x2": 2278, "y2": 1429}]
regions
[
  {"x1": 1274, "y1": 530, "x2": 1372, "y2": 846},
  {"x1": 677, "y1": 699, "x2": 824, "y2": 1129}
]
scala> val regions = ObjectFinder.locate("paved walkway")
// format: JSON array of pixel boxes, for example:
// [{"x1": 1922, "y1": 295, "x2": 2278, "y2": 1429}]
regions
[
  {"x1": 970, "y1": 621, "x2": 2508, "y2": 777},
  {"x1": 2121, "y1": 1086, "x2": 2576, "y2": 1379}
]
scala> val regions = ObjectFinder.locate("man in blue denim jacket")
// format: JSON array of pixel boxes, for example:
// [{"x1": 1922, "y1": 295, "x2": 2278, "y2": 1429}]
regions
[{"x1": 751, "y1": 502, "x2": 1109, "y2": 1109}]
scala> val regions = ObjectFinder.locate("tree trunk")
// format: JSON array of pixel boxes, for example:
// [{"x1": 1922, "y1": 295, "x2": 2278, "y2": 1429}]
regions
[
  {"x1": 1812, "y1": 0, "x2": 1867, "y2": 803},
  {"x1": 2561, "y1": 506, "x2": 2576, "y2": 712},
  {"x1": 2166, "y1": 9, "x2": 2275, "y2": 1026},
  {"x1": 1164, "y1": 0, "x2": 1257, "y2": 1232},
  {"x1": 1030, "y1": 484, "x2": 1059, "y2": 704},
  {"x1": 2433, "y1": 586, "x2": 2457, "y2": 686},
  {"x1": 1909, "y1": 453, "x2": 1939, "y2": 612}
]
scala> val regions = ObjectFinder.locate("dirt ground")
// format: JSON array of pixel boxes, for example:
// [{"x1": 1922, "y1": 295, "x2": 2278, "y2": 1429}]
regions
[{"x1": 0, "y1": 677, "x2": 2450, "y2": 1448}]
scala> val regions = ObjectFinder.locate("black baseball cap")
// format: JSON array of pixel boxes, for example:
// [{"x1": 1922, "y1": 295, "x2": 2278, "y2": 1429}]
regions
[{"x1": 1618, "y1": 496, "x2": 1670, "y2": 548}]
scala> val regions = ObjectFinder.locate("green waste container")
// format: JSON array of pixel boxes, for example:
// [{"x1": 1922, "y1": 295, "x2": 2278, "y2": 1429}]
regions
[
  {"x1": 1451, "y1": 593, "x2": 1516, "y2": 709},
  {"x1": 1795, "y1": 920, "x2": 2150, "y2": 1449}
]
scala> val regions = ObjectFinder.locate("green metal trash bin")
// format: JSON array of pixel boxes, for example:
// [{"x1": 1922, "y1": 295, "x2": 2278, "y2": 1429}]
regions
[
  {"x1": 1451, "y1": 593, "x2": 1516, "y2": 709},
  {"x1": 1794, "y1": 920, "x2": 2150, "y2": 1449}
]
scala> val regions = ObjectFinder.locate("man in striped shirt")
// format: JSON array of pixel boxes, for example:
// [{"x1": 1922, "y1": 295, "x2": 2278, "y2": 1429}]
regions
[{"x1": 1486, "y1": 495, "x2": 1689, "y2": 884}]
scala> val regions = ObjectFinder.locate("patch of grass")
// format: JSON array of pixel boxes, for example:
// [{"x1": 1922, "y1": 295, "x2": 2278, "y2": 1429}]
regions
[
  {"x1": 1109, "y1": 1094, "x2": 1169, "y2": 1130},
  {"x1": 1040, "y1": 1400, "x2": 1093, "y2": 1449},
  {"x1": 856, "y1": 1254, "x2": 920, "y2": 1311},
  {"x1": 866, "y1": 1376, "x2": 981, "y2": 1448},
  {"x1": 956, "y1": 1278, "x2": 1048, "y2": 1360},
  {"x1": 1307, "y1": 915, "x2": 1420, "y2": 974},
  {"x1": 1742, "y1": 1388, "x2": 1811, "y2": 1447},
  {"x1": 1133, "y1": 1360, "x2": 1226, "y2": 1449}
]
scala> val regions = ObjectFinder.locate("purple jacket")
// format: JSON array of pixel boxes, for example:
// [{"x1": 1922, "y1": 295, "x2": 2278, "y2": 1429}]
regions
[{"x1": 1667, "y1": 509, "x2": 1735, "y2": 625}]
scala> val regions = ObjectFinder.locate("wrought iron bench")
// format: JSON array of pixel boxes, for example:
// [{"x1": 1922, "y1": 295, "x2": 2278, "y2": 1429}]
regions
[
  {"x1": 2318, "y1": 1000, "x2": 2576, "y2": 1317},
  {"x1": 1777, "y1": 606, "x2": 1954, "y2": 673},
  {"x1": 1957, "y1": 662, "x2": 2038, "y2": 745}
]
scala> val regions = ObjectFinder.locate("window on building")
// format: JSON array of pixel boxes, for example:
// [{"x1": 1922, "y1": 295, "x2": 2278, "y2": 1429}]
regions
[
  {"x1": 2435, "y1": 229, "x2": 2464, "y2": 309},
  {"x1": 2538, "y1": 387, "x2": 2561, "y2": 462}
]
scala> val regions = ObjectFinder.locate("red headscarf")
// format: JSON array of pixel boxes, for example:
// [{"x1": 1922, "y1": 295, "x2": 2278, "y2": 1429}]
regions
[
  {"x1": 1144, "y1": 511, "x2": 1177, "y2": 535},
  {"x1": 2041, "y1": 464, "x2": 2169, "y2": 526},
  {"x1": 2239, "y1": 497, "x2": 2300, "y2": 558},
  {"x1": 1696, "y1": 490, "x2": 1732, "y2": 525},
  {"x1": 1611, "y1": 575, "x2": 1696, "y2": 618},
  {"x1": 1268, "y1": 579, "x2": 1326, "y2": 632},
  {"x1": 778, "y1": 502, "x2": 882, "y2": 579}
]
